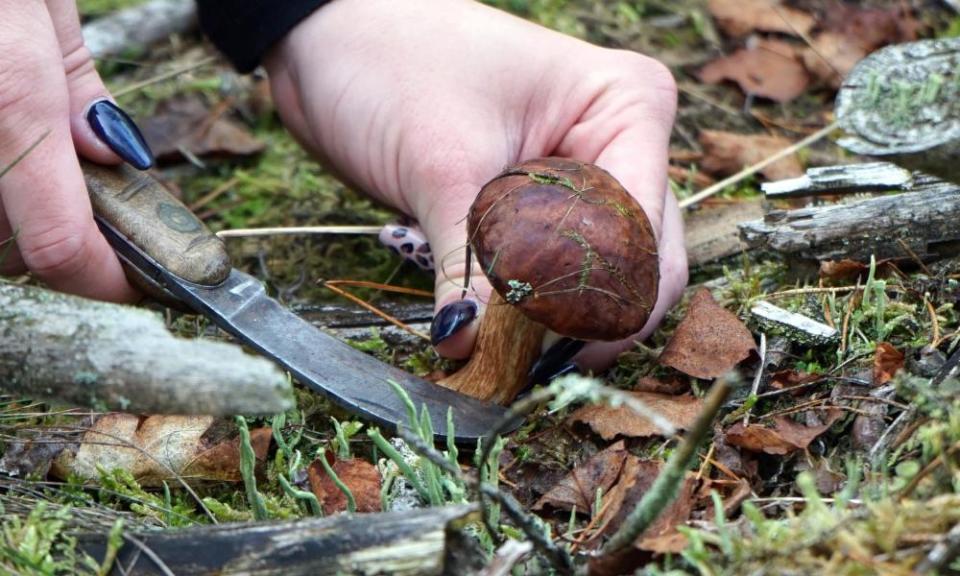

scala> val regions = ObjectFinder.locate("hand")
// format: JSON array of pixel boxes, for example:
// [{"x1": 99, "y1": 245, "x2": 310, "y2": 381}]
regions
[
  {"x1": 0, "y1": 0, "x2": 152, "y2": 302},
  {"x1": 264, "y1": 0, "x2": 687, "y2": 371}
]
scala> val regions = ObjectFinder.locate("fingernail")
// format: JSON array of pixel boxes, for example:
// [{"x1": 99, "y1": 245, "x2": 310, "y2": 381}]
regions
[
  {"x1": 378, "y1": 224, "x2": 434, "y2": 271},
  {"x1": 431, "y1": 300, "x2": 477, "y2": 345},
  {"x1": 86, "y1": 100, "x2": 154, "y2": 170},
  {"x1": 528, "y1": 338, "x2": 585, "y2": 387}
]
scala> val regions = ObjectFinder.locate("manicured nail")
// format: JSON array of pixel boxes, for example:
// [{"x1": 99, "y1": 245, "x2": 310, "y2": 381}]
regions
[
  {"x1": 430, "y1": 300, "x2": 477, "y2": 345},
  {"x1": 378, "y1": 224, "x2": 434, "y2": 271},
  {"x1": 86, "y1": 100, "x2": 154, "y2": 170},
  {"x1": 527, "y1": 338, "x2": 585, "y2": 387}
]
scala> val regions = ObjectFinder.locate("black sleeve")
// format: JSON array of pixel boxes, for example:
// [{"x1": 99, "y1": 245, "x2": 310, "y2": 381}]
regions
[{"x1": 196, "y1": 0, "x2": 333, "y2": 73}]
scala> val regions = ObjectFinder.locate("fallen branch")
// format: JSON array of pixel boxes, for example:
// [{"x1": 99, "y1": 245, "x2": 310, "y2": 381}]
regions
[
  {"x1": 82, "y1": 0, "x2": 197, "y2": 59},
  {"x1": 76, "y1": 505, "x2": 480, "y2": 576},
  {"x1": 740, "y1": 165, "x2": 960, "y2": 264},
  {"x1": 0, "y1": 282, "x2": 293, "y2": 415}
]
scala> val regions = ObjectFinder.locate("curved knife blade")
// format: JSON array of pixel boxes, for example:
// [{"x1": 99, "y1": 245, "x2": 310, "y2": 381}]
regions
[{"x1": 95, "y1": 217, "x2": 519, "y2": 443}]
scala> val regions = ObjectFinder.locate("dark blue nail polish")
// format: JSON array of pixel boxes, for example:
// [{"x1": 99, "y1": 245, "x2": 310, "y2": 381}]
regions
[
  {"x1": 86, "y1": 100, "x2": 154, "y2": 170},
  {"x1": 431, "y1": 300, "x2": 478, "y2": 345},
  {"x1": 528, "y1": 338, "x2": 585, "y2": 387}
]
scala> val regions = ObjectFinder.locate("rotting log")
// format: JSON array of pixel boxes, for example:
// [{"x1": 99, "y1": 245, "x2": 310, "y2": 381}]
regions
[
  {"x1": 836, "y1": 38, "x2": 960, "y2": 184},
  {"x1": 0, "y1": 282, "x2": 293, "y2": 415},
  {"x1": 76, "y1": 505, "x2": 484, "y2": 576},
  {"x1": 81, "y1": 0, "x2": 197, "y2": 59},
  {"x1": 739, "y1": 164, "x2": 960, "y2": 264},
  {"x1": 683, "y1": 198, "x2": 764, "y2": 266}
]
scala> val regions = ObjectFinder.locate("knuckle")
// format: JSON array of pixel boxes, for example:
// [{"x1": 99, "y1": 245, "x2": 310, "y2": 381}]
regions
[
  {"x1": 18, "y1": 222, "x2": 94, "y2": 281},
  {"x1": 61, "y1": 41, "x2": 97, "y2": 82},
  {"x1": 605, "y1": 50, "x2": 678, "y2": 117}
]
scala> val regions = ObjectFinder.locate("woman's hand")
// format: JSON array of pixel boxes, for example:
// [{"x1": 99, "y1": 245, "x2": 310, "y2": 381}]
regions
[
  {"x1": 265, "y1": 0, "x2": 687, "y2": 371},
  {"x1": 0, "y1": 0, "x2": 152, "y2": 302}
]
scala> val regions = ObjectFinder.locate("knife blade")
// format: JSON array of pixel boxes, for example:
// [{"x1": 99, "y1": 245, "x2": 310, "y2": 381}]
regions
[{"x1": 83, "y1": 161, "x2": 518, "y2": 442}]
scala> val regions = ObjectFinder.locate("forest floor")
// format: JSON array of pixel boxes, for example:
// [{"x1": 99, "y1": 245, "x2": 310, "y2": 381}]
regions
[{"x1": 2, "y1": 1, "x2": 960, "y2": 574}]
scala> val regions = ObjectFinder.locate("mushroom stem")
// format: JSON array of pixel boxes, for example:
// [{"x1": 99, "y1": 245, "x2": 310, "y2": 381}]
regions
[{"x1": 437, "y1": 292, "x2": 547, "y2": 404}]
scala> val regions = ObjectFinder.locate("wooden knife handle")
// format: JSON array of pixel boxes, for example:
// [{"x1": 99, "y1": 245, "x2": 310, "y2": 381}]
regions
[{"x1": 83, "y1": 161, "x2": 230, "y2": 286}]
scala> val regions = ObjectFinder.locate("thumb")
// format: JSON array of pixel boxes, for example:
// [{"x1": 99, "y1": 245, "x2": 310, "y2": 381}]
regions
[
  {"x1": 48, "y1": 0, "x2": 153, "y2": 169},
  {"x1": 418, "y1": 179, "x2": 494, "y2": 360}
]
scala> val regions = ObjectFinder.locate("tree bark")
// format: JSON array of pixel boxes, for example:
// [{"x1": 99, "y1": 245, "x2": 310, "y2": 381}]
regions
[
  {"x1": 76, "y1": 505, "x2": 484, "y2": 576},
  {"x1": 739, "y1": 164, "x2": 960, "y2": 264},
  {"x1": 0, "y1": 282, "x2": 293, "y2": 415},
  {"x1": 836, "y1": 38, "x2": 960, "y2": 184}
]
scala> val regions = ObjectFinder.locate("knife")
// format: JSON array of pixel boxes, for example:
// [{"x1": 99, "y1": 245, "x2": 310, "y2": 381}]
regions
[{"x1": 83, "y1": 161, "x2": 517, "y2": 442}]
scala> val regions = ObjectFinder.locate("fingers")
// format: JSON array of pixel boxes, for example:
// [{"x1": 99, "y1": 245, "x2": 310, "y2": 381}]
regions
[
  {"x1": 0, "y1": 2, "x2": 136, "y2": 301},
  {"x1": 555, "y1": 52, "x2": 678, "y2": 242},
  {"x1": 423, "y1": 180, "x2": 494, "y2": 360},
  {"x1": 47, "y1": 0, "x2": 153, "y2": 169}
]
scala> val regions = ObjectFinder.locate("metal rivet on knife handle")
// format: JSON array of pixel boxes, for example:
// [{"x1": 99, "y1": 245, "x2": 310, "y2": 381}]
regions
[{"x1": 82, "y1": 160, "x2": 230, "y2": 286}]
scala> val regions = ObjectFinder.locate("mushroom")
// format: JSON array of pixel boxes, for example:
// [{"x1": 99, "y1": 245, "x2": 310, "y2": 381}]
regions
[{"x1": 438, "y1": 157, "x2": 659, "y2": 404}]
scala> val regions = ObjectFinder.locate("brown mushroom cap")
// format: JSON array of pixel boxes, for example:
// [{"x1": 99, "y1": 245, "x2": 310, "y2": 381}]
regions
[{"x1": 467, "y1": 157, "x2": 659, "y2": 340}]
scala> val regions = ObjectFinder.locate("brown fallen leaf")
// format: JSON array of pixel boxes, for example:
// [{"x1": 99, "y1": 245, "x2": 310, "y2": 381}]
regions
[
  {"x1": 140, "y1": 95, "x2": 265, "y2": 163},
  {"x1": 307, "y1": 452, "x2": 382, "y2": 515},
  {"x1": 769, "y1": 369, "x2": 821, "y2": 391},
  {"x1": 820, "y1": 259, "x2": 869, "y2": 284},
  {"x1": 874, "y1": 342, "x2": 905, "y2": 385},
  {"x1": 569, "y1": 392, "x2": 703, "y2": 441},
  {"x1": 704, "y1": 477, "x2": 753, "y2": 518},
  {"x1": 589, "y1": 456, "x2": 697, "y2": 572},
  {"x1": 50, "y1": 414, "x2": 271, "y2": 486},
  {"x1": 725, "y1": 409, "x2": 843, "y2": 455},
  {"x1": 634, "y1": 376, "x2": 689, "y2": 395},
  {"x1": 699, "y1": 130, "x2": 804, "y2": 181},
  {"x1": 707, "y1": 0, "x2": 815, "y2": 38},
  {"x1": 660, "y1": 288, "x2": 757, "y2": 379},
  {"x1": 533, "y1": 441, "x2": 628, "y2": 514},
  {"x1": 803, "y1": 6, "x2": 917, "y2": 88},
  {"x1": 699, "y1": 38, "x2": 810, "y2": 103}
]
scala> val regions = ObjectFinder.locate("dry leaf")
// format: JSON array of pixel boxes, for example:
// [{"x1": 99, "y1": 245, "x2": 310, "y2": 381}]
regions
[
  {"x1": 140, "y1": 95, "x2": 265, "y2": 163},
  {"x1": 594, "y1": 457, "x2": 697, "y2": 555},
  {"x1": 725, "y1": 409, "x2": 842, "y2": 455},
  {"x1": 873, "y1": 342, "x2": 905, "y2": 385},
  {"x1": 569, "y1": 392, "x2": 703, "y2": 441},
  {"x1": 803, "y1": 6, "x2": 917, "y2": 88},
  {"x1": 51, "y1": 414, "x2": 271, "y2": 486},
  {"x1": 699, "y1": 130, "x2": 804, "y2": 181},
  {"x1": 769, "y1": 369, "x2": 821, "y2": 391},
  {"x1": 699, "y1": 38, "x2": 810, "y2": 102},
  {"x1": 707, "y1": 0, "x2": 815, "y2": 38},
  {"x1": 820, "y1": 259, "x2": 869, "y2": 284},
  {"x1": 634, "y1": 376, "x2": 689, "y2": 395},
  {"x1": 533, "y1": 441, "x2": 628, "y2": 514},
  {"x1": 307, "y1": 453, "x2": 382, "y2": 515},
  {"x1": 660, "y1": 288, "x2": 757, "y2": 379},
  {"x1": 700, "y1": 477, "x2": 753, "y2": 520}
]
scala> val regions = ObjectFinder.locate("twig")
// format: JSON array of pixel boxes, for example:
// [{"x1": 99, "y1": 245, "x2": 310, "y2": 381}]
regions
[
  {"x1": 113, "y1": 56, "x2": 217, "y2": 98},
  {"x1": 322, "y1": 280, "x2": 431, "y2": 342},
  {"x1": 120, "y1": 534, "x2": 176, "y2": 576},
  {"x1": 743, "y1": 333, "x2": 766, "y2": 426},
  {"x1": 216, "y1": 225, "x2": 383, "y2": 238},
  {"x1": 869, "y1": 406, "x2": 916, "y2": 467},
  {"x1": 915, "y1": 519, "x2": 960, "y2": 574},
  {"x1": 678, "y1": 123, "x2": 838, "y2": 209},
  {"x1": 600, "y1": 373, "x2": 740, "y2": 555}
]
